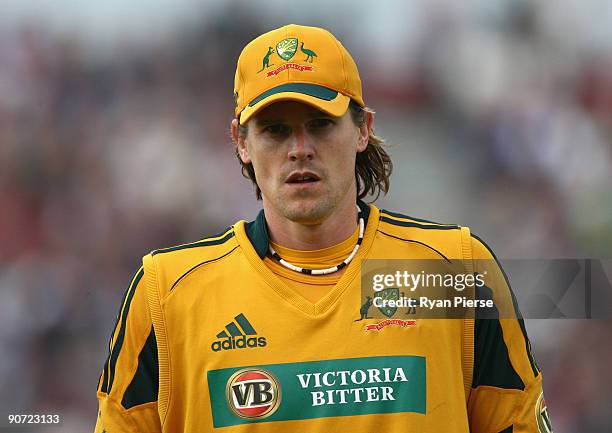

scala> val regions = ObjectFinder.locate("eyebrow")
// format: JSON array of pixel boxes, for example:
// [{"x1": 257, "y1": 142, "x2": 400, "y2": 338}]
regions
[{"x1": 255, "y1": 118, "x2": 285, "y2": 126}]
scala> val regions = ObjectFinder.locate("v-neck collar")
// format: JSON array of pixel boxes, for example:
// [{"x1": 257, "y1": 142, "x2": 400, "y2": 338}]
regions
[{"x1": 237, "y1": 201, "x2": 378, "y2": 316}]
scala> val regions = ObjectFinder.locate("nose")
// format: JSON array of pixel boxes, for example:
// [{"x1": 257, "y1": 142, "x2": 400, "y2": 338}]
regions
[{"x1": 287, "y1": 127, "x2": 314, "y2": 161}]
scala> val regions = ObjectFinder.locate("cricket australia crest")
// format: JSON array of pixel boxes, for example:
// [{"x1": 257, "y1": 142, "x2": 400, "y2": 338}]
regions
[
  {"x1": 377, "y1": 288, "x2": 400, "y2": 318},
  {"x1": 276, "y1": 38, "x2": 297, "y2": 61}
]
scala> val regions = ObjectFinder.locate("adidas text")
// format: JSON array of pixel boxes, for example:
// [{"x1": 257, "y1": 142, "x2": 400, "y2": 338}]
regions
[{"x1": 211, "y1": 336, "x2": 267, "y2": 352}]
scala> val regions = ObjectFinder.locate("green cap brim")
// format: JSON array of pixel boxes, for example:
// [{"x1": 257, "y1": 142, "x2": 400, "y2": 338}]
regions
[{"x1": 240, "y1": 83, "x2": 350, "y2": 123}]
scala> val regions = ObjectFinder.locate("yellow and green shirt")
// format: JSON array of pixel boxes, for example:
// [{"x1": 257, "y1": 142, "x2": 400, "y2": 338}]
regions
[{"x1": 95, "y1": 202, "x2": 551, "y2": 433}]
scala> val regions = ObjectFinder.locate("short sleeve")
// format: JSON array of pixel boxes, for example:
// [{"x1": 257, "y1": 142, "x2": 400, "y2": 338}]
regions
[
  {"x1": 467, "y1": 235, "x2": 553, "y2": 433},
  {"x1": 95, "y1": 267, "x2": 162, "y2": 433}
]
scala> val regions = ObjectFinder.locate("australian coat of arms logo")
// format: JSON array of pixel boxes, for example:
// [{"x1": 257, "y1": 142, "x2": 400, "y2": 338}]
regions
[
  {"x1": 258, "y1": 38, "x2": 317, "y2": 77},
  {"x1": 355, "y1": 289, "x2": 417, "y2": 331}
]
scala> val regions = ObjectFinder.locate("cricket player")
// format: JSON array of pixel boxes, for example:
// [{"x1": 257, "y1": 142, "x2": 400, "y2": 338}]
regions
[{"x1": 95, "y1": 24, "x2": 552, "y2": 432}]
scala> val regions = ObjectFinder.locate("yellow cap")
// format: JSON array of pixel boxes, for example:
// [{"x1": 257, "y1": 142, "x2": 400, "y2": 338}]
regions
[{"x1": 234, "y1": 24, "x2": 364, "y2": 123}]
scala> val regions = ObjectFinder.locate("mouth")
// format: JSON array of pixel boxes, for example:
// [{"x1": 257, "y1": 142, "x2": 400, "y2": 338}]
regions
[{"x1": 285, "y1": 171, "x2": 321, "y2": 185}]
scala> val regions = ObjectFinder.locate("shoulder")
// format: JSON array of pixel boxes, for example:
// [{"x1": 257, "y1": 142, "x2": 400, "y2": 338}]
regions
[
  {"x1": 143, "y1": 225, "x2": 241, "y2": 293},
  {"x1": 373, "y1": 206, "x2": 466, "y2": 260},
  {"x1": 376, "y1": 208, "x2": 464, "y2": 244},
  {"x1": 378, "y1": 208, "x2": 461, "y2": 231},
  {"x1": 375, "y1": 207, "x2": 500, "y2": 260},
  {"x1": 150, "y1": 226, "x2": 237, "y2": 258}
]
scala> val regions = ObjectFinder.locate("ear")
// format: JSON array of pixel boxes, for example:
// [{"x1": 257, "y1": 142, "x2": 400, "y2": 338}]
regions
[
  {"x1": 231, "y1": 118, "x2": 251, "y2": 164},
  {"x1": 356, "y1": 110, "x2": 373, "y2": 153}
]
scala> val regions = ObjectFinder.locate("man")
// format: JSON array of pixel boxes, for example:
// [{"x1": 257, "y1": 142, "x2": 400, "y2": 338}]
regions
[{"x1": 95, "y1": 24, "x2": 552, "y2": 432}]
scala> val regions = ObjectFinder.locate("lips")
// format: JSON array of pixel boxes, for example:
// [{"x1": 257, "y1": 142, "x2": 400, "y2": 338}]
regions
[{"x1": 285, "y1": 171, "x2": 321, "y2": 184}]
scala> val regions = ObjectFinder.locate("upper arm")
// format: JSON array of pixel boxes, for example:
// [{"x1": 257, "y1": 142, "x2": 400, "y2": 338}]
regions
[
  {"x1": 467, "y1": 235, "x2": 552, "y2": 433},
  {"x1": 95, "y1": 267, "x2": 162, "y2": 433}
]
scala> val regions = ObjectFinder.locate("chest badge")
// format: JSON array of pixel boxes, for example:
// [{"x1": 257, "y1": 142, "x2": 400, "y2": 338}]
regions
[{"x1": 226, "y1": 369, "x2": 281, "y2": 419}]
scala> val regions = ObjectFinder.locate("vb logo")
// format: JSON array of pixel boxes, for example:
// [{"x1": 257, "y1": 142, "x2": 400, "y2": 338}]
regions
[{"x1": 226, "y1": 369, "x2": 281, "y2": 419}]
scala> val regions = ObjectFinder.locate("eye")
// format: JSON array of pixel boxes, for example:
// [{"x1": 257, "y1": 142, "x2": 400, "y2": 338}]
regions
[
  {"x1": 263, "y1": 124, "x2": 290, "y2": 135},
  {"x1": 308, "y1": 118, "x2": 334, "y2": 129}
]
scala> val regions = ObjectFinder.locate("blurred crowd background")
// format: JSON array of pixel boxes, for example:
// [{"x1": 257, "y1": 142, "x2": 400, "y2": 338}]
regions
[{"x1": 1, "y1": 0, "x2": 611, "y2": 431}]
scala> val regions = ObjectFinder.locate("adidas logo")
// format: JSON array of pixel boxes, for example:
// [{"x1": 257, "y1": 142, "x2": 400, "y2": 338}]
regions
[{"x1": 211, "y1": 313, "x2": 267, "y2": 352}]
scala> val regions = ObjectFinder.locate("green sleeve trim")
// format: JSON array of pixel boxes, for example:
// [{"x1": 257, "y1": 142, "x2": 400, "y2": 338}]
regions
[
  {"x1": 472, "y1": 284, "x2": 525, "y2": 391},
  {"x1": 122, "y1": 326, "x2": 159, "y2": 409},
  {"x1": 102, "y1": 267, "x2": 144, "y2": 394},
  {"x1": 471, "y1": 233, "x2": 540, "y2": 377}
]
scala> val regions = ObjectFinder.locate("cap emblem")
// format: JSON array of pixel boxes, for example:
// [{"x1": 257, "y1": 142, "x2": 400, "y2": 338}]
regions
[{"x1": 276, "y1": 38, "x2": 298, "y2": 61}]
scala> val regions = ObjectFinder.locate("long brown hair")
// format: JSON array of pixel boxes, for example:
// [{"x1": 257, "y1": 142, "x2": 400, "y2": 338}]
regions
[{"x1": 234, "y1": 100, "x2": 393, "y2": 201}]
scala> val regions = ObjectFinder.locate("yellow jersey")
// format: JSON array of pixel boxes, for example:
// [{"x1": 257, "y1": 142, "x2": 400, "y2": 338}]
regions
[{"x1": 95, "y1": 202, "x2": 551, "y2": 432}]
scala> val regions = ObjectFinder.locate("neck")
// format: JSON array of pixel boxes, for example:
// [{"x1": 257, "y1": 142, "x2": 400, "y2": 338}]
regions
[{"x1": 263, "y1": 197, "x2": 359, "y2": 250}]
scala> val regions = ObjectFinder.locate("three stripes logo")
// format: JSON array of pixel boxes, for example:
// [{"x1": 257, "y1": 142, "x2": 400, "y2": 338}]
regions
[{"x1": 211, "y1": 313, "x2": 267, "y2": 352}]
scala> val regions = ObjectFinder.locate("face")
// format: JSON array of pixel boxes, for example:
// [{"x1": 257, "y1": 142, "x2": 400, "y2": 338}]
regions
[{"x1": 233, "y1": 101, "x2": 369, "y2": 224}]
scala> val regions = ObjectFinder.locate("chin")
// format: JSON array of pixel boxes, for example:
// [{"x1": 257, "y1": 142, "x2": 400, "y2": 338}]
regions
[{"x1": 281, "y1": 198, "x2": 332, "y2": 224}]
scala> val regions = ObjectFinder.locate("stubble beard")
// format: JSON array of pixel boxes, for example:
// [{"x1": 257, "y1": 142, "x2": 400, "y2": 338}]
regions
[
  {"x1": 279, "y1": 194, "x2": 334, "y2": 225},
  {"x1": 274, "y1": 176, "x2": 355, "y2": 225}
]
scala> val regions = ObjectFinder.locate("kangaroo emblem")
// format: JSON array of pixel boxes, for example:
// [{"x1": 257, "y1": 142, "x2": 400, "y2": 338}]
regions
[
  {"x1": 300, "y1": 42, "x2": 317, "y2": 62},
  {"x1": 258, "y1": 46, "x2": 275, "y2": 72},
  {"x1": 355, "y1": 296, "x2": 373, "y2": 321}
]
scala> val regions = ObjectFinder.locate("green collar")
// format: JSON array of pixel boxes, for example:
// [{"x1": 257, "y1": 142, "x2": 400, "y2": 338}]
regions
[{"x1": 245, "y1": 200, "x2": 371, "y2": 259}]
